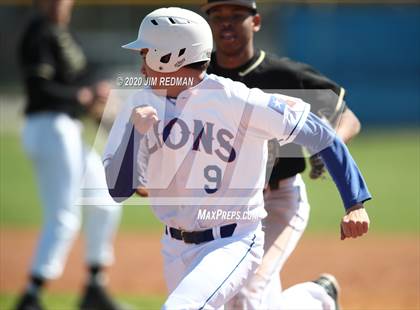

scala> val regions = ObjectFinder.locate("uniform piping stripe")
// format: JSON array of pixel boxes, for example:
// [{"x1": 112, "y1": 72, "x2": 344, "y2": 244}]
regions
[
  {"x1": 198, "y1": 234, "x2": 257, "y2": 310},
  {"x1": 284, "y1": 104, "x2": 309, "y2": 143},
  {"x1": 253, "y1": 224, "x2": 296, "y2": 306},
  {"x1": 239, "y1": 51, "x2": 266, "y2": 77}
]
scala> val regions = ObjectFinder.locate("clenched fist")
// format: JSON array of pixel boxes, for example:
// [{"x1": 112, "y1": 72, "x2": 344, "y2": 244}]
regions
[
  {"x1": 131, "y1": 106, "x2": 158, "y2": 134},
  {"x1": 340, "y1": 204, "x2": 370, "y2": 240}
]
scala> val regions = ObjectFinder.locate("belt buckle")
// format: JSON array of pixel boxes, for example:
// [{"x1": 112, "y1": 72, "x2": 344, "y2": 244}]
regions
[{"x1": 180, "y1": 230, "x2": 194, "y2": 244}]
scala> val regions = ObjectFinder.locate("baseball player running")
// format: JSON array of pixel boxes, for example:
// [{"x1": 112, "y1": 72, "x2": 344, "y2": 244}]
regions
[
  {"x1": 202, "y1": 0, "x2": 361, "y2": 308},
  {"x1": 16, "y1": 1, "x2": 122, "y2": 309},
  {"x1": 104, "y1": 7, "x2": 371, "y2": 310}
]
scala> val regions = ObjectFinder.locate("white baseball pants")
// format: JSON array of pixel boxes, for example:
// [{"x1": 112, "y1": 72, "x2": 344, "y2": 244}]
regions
[
  {"x1": 22, "y1": 112, "x2": 121, "y2": 279},
  {"x1": 161, "y1": 222, "x2": 264, "y2": 310},
  {"x1": 227, "y1": 174, "x2": 334, "y2": 309}
]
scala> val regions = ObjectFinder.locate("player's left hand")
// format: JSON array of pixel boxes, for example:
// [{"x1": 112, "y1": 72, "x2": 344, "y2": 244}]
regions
[{"x1": 340, "y1": 203, "x2": 370, "y2": 240}]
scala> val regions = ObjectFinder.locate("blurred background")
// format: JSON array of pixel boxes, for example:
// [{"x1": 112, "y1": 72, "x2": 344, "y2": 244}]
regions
[{"x1": 1, "y1": 0, "x2": 419, "y2": 309}]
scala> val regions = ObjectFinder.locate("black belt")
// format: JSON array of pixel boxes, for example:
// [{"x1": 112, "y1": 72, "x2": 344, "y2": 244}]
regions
[{"x1": 165, "y1": 223, "x2": 237, "y2": 244}]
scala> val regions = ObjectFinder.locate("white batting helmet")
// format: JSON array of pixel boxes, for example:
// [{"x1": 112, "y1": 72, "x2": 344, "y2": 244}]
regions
[{"x1": 122, "y1": 7, "x2": 213, "y2": 73}]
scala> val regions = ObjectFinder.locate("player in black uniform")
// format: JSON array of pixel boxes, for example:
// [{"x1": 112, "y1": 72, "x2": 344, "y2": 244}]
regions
[
  {"x1": 202, "y1": 0, "x2": 361, "y2": 308},
  {"x1": 15, "y1": 1, "x2": 122, "y2": 310}
]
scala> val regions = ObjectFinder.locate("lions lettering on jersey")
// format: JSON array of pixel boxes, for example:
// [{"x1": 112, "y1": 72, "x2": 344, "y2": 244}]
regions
[{"x1": 147, "y1": 118, "x2": 236, "y2": 163}]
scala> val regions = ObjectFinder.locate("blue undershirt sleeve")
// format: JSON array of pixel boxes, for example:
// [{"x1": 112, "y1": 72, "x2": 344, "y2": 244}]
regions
[
  {"x1": 293, "y1": 113, "x2": 372, "y2": 210},
  {"x1": 104, "y1": 123, "x2": 142, "y2": 203}
]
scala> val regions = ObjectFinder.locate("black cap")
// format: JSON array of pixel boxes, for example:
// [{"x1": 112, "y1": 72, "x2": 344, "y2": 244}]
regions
[{"x1": 201, "y1": 0, "x2": 257, "y2": 14}]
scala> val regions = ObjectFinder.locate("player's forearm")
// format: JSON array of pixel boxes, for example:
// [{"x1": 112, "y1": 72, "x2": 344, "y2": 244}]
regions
[
  {"x1": 293, "y1": 113, "x2": 371, "y2": 210},
  {"x1": 318, "y1": 137, "x2": 371, "y2": 209}
]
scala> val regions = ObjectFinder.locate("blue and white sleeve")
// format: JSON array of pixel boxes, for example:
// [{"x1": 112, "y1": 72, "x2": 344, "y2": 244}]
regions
[
  {"x1": 103, "y1": 99, "x2": 149, "y2": 202},
  {"x1": 293, "y1": 113, "x2": 372, "y2": 210},
  {"x1": 103, "y1": 123, "x2": 145, "y2": 203}
]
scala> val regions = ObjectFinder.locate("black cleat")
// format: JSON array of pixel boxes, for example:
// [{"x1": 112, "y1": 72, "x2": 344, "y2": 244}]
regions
[
  {"x1": 79, "y1": 284, "x2": 123, "y2": 310},
  {"x1": 313, "y1": 273, "x2": 341, "y2": 310},
  {"x1": 15, "y1": 292, "x2": 44, "y2": 310}
]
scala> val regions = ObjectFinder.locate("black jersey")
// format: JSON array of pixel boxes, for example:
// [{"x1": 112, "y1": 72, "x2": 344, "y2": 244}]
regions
[
  {"x1": 208, "y1": 49, "x2": 346, "y2": 187},
  {"x1": 19, "y1": 15, "x2": 89, "y2": 118}
]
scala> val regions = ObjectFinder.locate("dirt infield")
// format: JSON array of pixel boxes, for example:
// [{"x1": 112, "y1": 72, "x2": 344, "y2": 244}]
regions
[{"x1": 1, "y1": 229, "x2": 418, "y2": 309}]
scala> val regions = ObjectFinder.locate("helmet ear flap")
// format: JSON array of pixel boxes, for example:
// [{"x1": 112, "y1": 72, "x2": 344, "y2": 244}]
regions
[{"x1": 157, "y1": 49, "x2": 186, "y2": 68}]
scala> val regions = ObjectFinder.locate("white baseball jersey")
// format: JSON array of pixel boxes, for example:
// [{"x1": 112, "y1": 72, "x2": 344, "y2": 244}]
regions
[{"x1": 104, "y1": 74, "x2": 310, "y2": 230}]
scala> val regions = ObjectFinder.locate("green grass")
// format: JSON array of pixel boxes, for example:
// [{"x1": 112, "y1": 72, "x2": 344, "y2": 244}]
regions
[
  {"x1": 304, "y1": 128, "x2": 420, "y2": 233},
  {"x1": 0, "y1": 133, "x2": 41, "y2": 227},
  {"x1": 0, "y1": 131, "x2": 161, "y2": 232},
  {"x1": 0, "y1": 292, "x2": 165, "y2": 310},
  {"x1": 1, "y1": 128, "x2": 419, "y2": 233}
]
